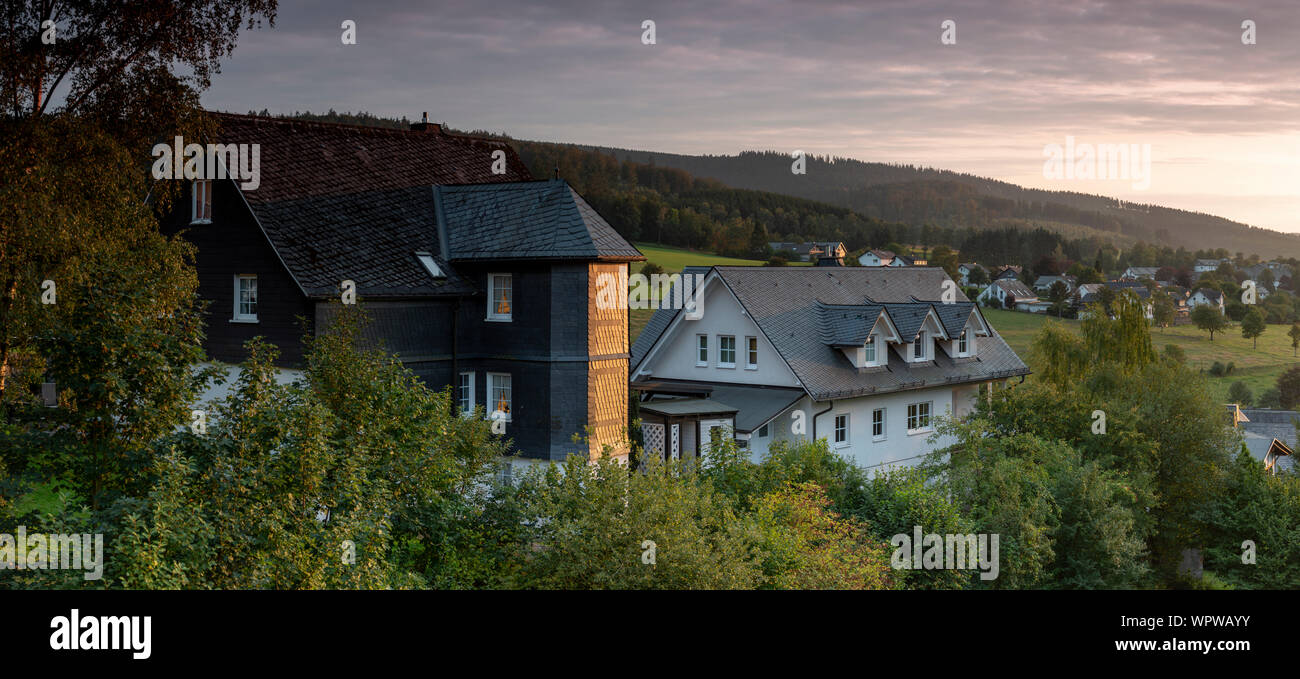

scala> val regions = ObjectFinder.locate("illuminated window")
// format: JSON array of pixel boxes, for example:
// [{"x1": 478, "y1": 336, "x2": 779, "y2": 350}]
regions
[
  {"x1": 487, "y1": 274, "x2": 512, "y2": 321},
  {"x1": 488, "y1": 372, "x2": 512, "y2": 420},
  {"x1": 192, "y1": 180, "x2": 212, "y2": 223}
]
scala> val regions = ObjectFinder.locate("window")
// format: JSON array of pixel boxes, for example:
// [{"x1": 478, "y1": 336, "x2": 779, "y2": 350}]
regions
[
  {"x1": 872, "y1": 408, "x2": 886, "y2": 439},
  {"x1": 864, "y1": 334, "x2": 876, "y2": 364},
  {"x1": 758, "y1": 423, "x2": 769, "y2": 438},
  {"x1": 488, "y1": 373, "x2": 512, "y2": 420},
  {"x1": 233, "y1": 275, "x2": 257, "y2": 322},
  {"x1": 191, "y1": 180, "x2": 212, "y2": 223},
  {"x1": 487, "y1": 274, "x2": 512, "y2": 321},
  {"x1": 958, "y1": 328, "x2": 968, "y2": 355},
  {"x1": 907, "y1": 402, "x2": 932, "y2": 432},
  {"x1": 834, "y1": 414, "x2": 848, "y2": 445},
  {"x1": 696, "y1": 335, "x2": 709, "y2": 366},
  {"x1": 746, "y1": 336, "x2": 758, "y2": 369},
  {"x1": 416, "y1": 252, "x2": 445, "y2": 279},
  {"x1": 719, "y1": 335, "x2": 736, "y2": 367},
  {"x1": 913, "y1": 331, "x2": 927, "y2": 361},
  {"x1": 457, "y1": 372, "x2": 475, "y2": 415}
]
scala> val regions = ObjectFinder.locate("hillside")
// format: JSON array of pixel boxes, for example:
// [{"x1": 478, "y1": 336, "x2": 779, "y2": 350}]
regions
[{"x1": 579, "y1": 147, "x2": 1300, "y2": 259}]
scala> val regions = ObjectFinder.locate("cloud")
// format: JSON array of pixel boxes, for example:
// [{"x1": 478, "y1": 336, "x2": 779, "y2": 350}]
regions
[{"x1": 201, "y1": 0, "x2": 1300, "y2": 232}]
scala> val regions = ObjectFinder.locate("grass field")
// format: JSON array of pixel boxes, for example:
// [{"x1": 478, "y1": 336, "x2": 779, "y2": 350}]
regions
[
  {"x1": 981, "y1": 308, "x2": 1300, "y2": 403},
  {"x1": 628, "y1": 243, "x2": 810, "y2": 342}
]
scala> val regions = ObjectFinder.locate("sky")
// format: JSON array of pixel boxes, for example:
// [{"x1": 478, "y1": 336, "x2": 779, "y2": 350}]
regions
[{"x1": 202, "y1": 0, "x2": 1300, "y2": 232}]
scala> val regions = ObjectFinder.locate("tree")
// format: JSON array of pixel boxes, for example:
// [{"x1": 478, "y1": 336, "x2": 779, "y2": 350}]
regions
[
  {"x1": 1241, "y1": 308, "x2": 1266, "y2": 349},
  {"x1": 930, "y1": 245, "x2": 959, "y2": 281},
  {"x1": 968, "y1": 266, "x2": 990, "y2": 286},
  {"x1": 1277, "y1": 366, "x2": 1300, "y2": 410},
  {"x1": 1288, "y1": 322, "x2": 1300, "y2": 357},
  {"x1": 1191, "y1": 304, "x2": 1228, "y2": 341},
  {"x1": 1152, "y1": 292, "x2": 1175, "y2": 330},
  {"x1": 1047, "y1": 281, "x2": 1070, "y2": 318}
]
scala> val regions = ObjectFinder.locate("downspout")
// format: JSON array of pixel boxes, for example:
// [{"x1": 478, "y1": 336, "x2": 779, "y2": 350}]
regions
[{"x1": 811, "y1": 400, "x2": 834, "y2": 440}]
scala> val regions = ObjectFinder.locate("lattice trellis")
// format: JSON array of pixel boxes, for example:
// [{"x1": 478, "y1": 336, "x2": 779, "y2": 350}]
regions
[{"x1": 642, "y1": 423, "x2": 665, "y2": 457}]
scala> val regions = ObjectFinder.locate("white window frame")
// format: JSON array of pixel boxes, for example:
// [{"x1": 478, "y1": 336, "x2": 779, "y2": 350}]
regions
[
  {"x1": 696, "y1": 334, "x2": 709, "y2": 366},
  {"x1": 487, "y1": 372, "x2": 512, "y2": 421},
  {"x1": 958, "y1": 327, "x2": 969, "y2": 356},
  {"x1": 232, "y1": 274, "x2": 258, "y2": 323},
  {"x1": 758, "y1": 423, "x2": 769, "y2": 438},
  {"x1": 718, "y1": 335, "x2": 736, "y2": 368},
  {"x1": 907, "y1": 401, "x2": 933, "y2": 434},
  {"x1": 486, "y1": 273, "x2": 512, "y2": 322},
  {"x1": 745, "y1": 336, "x2": 758, "y2": 370},
  {"x1": 191, "y1": 180, "x2": 212, "y2": 224},
  {"x1": 457, "y1": 372, "x2": 475, "y2": 416},
  {"x1": 416, "y1": 252, "x2": 445, "y2": 279},
  {"x1": 912, "y1": 331, "x2": 928, "y2": 361},
  {"x1": 872, "y1": 407, "x2": 886, "y2": 440},
  {"x1": 834, "y1": 414, "x2": 849, "y2": 446}
]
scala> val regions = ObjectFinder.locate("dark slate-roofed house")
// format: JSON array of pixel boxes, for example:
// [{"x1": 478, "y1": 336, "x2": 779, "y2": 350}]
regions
[{"x1": 163, "y1": 113, "x2": 643, "y2": 462}]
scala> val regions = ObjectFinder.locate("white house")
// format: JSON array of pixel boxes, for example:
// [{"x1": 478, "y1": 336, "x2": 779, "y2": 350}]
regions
[
  {"x1": 977, "y1": 279, "x2": 1041, "y2": 311},
  {"x1": 858, "y1": 249, "x2": 897, "y2": 267},
  {"x1": 1121, "y1": 266, "x2": 1160, "y2": 280},
  {"x1": 1032, "y1": 274, "x2": 1077, "y2": 294},
  {"x1": 1194, "y1": 258, "x2": 1226, "y2": 273},
  {"x1": 1188, "y1": 287, "x2": 1226, "y2": 313},
  {"x1": 957, "y1": 262, "x2": 984, "y2": 285},
  {"x1": 629, "y1": 266, "x2": 1031, "y2": 469}
]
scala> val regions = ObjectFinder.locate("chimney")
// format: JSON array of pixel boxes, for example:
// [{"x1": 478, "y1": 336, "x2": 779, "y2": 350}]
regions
[{"x1": 410, "y1": 111, "x2": 441, "y2": 133}]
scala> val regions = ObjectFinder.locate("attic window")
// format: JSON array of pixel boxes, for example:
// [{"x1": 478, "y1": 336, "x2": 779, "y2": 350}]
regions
[{"x1": 416, "y1": 252, "x2": 445, "y2": 279}]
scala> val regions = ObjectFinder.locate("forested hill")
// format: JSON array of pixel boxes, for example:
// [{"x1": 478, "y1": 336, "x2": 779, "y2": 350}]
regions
[{"x1": 579, "y1": 147, "x2": 1300, "y2": 259}]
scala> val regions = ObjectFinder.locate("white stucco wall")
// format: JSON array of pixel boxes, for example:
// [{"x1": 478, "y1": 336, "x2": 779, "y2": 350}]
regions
[{"x1": 747, "y1": 384, "x2": 981, "y2": 470}]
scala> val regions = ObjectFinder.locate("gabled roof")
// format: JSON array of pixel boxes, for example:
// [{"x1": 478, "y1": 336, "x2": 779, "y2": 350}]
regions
[
  {"x1": 1194, "y1": 287, "x2": 1225, "y2": 302},
  {"x1": 437, "y1": 181, "x2": 643, "y2": 261},
  {"x1": 632, "y1": 267, "x2": 1029, "y2": 401},
  {"x1": 993, "y1": 279, "x2": 1036, "y2": 299},
  {"x1": 201, "y1": 113, "x2": 639, "y2": 297},
  {"x1": 818, "y1": 302, "x2": 886, "y2": 347}
]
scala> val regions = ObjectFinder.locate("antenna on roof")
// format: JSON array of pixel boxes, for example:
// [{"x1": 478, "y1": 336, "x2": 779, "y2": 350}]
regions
[{"x1": 554, "y1": 164, "x2": 560, "y2": 180}]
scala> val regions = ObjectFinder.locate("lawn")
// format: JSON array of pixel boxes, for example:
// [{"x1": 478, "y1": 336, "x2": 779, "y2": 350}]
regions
[{"x1": 981, "y1": 308, "x2": 1300, "y2": 403}]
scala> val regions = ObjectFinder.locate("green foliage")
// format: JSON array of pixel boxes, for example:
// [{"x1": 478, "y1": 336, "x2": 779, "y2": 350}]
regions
[
  {"x1": 1228, "y1": 381, "x2": 1253, "y2": 407},
  {"x1": 751, "y1": 482, "x2": 894, "y2": 590},
  {"x1": 1192, "y1": 304, "x2": 1228, "y2": 341},
  {"x1": 1241, "y1": 308, "x2": 1266, "y2": 348},
  {"x1": 1201, "y1": 448, "x2": 1300, "y2": 589}
]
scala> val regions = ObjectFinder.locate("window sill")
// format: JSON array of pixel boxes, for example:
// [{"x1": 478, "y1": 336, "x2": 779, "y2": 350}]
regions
[
  {"x1": 833, "y1": 441, "x2": 851, "y2": 449},
  {"x1": 230, "y1": 318, "x2": 259, "y2": 324},
  {"x1": 485, "y1": 317, "x2": 512, "y2": 323},
  {"x1": 190, "y1": 219, "x2": 212, "y2": 225},
  {"x1": 718, "y1": 363, "x2": 736, "y2": 370},
  {"x1": 872, "y1": 436, "x2": 887, "y2": 443},
  {"x1": 695, "y1": 362, "x2": 709, "y2": 368},
  {"x1": 744, "y1": 365, "x2": 758, "y2": 371},
  {"x1": 907, "y1": 428, "x2": 933, "y2": 437}
]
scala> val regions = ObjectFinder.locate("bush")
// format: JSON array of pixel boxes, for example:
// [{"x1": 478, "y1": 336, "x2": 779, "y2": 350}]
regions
[
  {"x1": 1209, "y1": 361, "x2": 1226, "y2": 377},
  {"x1": 1257, "y1": 387, "x2": 1282, "y2": 409},
  {"x1": 765, "y1": 255, "x2": 788, "y2": 267},
  {"x1": 1163, "y1": 344, "x2": 1186, "y2": 364},
  {"x1": 639, "y1": 261, "x2": 665, "y2": 277},
  {"x1": 1227, "y1": 381, "x2": 1253, "y2": 407}
]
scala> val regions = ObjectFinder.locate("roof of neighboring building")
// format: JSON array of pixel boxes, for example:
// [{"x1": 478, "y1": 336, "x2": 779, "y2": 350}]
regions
[
  {"x1": 632, "y1": 267, "x2": 1029, "y2": 401},
  {"x1": 993, "y1": 279, "x2": 1037, "y2": 299},
  {"x1": 639, "y1": 398, "x2": 739, "y2": 417}
]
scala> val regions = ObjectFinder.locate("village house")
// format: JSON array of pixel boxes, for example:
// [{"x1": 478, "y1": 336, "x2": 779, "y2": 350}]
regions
[
  {"x1": 164, "y1": 113, "x2": 643, "y2": 470},
  {"x1": 991, "y1": 265, "x2": 1023, "y2": 282},
  {"x1": 769, "y1": 241, "x2": 847, "y2": 262},
  {"x1": 1121, "y1": 266, "x2": 1160, "y2": 280},
  {"x1": 1188, "y1": 287, "x2": 1226, "y2": 314},
  {"x1": 629, "y1": 267, "x2": 1030, "y2": 469},
  {"x1": 957, "y1": 262, "x2": 984, "y2": 285},
  {"x1": 977, "y1": 278, "x2": 1042, "y2": 311},
  {"x1": 1032, "y1": 274, "x2": 1077, "y2": 294}
]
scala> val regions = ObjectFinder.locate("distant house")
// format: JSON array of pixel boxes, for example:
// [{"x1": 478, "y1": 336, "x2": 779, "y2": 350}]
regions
[
  {"x1": 630, "y1": 266, "x2": 1030, "y2": 469},
  {"x1": 1188, "y1": 288, "x2": 1226, "y2": 313},
  {"x1": 1032, "y1": 274, "x2": 1077, "y2": 294},
  {"x1": 957, "y1": 262, "x2": 984, "y2": 285},
  {"x1": 894, "y1": 254, "x2": 927, "y2": 267},
  {"x1": 1237, "y1": 409, "x2": 1298, "y2": 475},
  {"x1": 1121, "y1": 266, "x2": 1160, "y2": 280},
  {"x1": 1194, "y1": 258, "x2": 1225, "y2": 273},
  {"x1": 978, "y1": 279, "x2": 1041, "y2": 311},
  {"x1": 1160, "y1": 285, "x2": 1191, "y2": 316},
  {"x1": 1073, "y1": 281, "x2": 1153, "y2": 319},
  {"x1": 858, "y1": 249, "x2": 897, "y2": 266},
  {"x1": 770, "y1": 241, "x2": 846, "y2": 262},
  {"x1": 992, "y1": 265, "x2": 1023, "y2": 282}
]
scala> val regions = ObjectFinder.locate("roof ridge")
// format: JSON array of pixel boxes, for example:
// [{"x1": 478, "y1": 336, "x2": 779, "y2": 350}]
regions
[{"x1": 208, "y1": 110, "x2": 517, "y2": 147}]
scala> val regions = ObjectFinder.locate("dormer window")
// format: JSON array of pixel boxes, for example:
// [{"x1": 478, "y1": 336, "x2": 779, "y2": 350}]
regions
[
  {"x1": 191, "y1": 180, "x2": 212, "y2": 223},
  {"x1": 864, "y1": 335, "x2": 876, "y2": 364},
  {"x1": 958, "y1": 328, "x2": 968, "y2": 355},
  {"x1": 912, "y1": 331, "x2": 928, "y2": 361}
]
